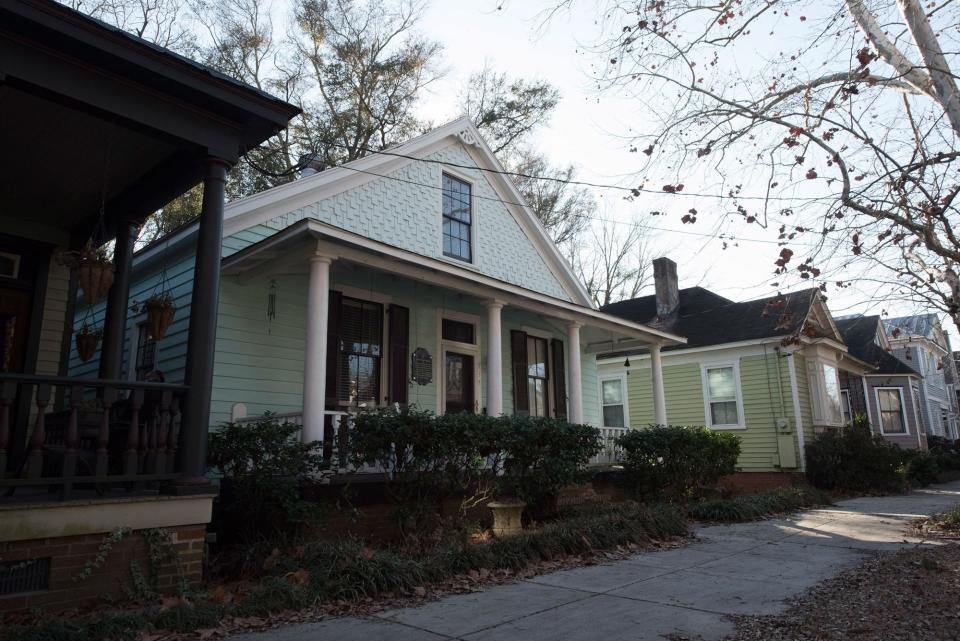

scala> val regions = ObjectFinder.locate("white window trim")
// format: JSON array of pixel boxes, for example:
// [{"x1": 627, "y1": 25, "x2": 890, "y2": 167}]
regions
[
  {"x1": 0, "y1": 251, "x2": 21, "y2": 279},
  {"x1": 840, "y1": 389, "x2": 852, "y2": 424},
  {"x1": 807, "y1": 358, "x2": 845, "y2": 427},
  {"x1": 598, "y1": 373, "x2": 629, "y2": 428},
  {"x1": 874, "y1": 386, "x2": 909, "y2": 436},
  {"x1": 125, "y1": 311, "x2": 149, "y2": 382},
  {"x1": 700, "y1": 360, "x2": 746, "y2": 430},
  {"x1": 438, "y1": 166, "x2": 480, "y2": 269},
  {"x1": 436, "y1": 308, "x2": 482, "y2": 415}
]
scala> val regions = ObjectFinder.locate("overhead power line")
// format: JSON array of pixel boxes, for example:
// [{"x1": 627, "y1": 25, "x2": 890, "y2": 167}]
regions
[{"x1": 337, "y1": 164, "x2": 815, "y2": 247}]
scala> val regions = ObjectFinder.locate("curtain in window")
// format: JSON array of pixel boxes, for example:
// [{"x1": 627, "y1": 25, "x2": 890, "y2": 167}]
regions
[
  {"x1": 878, "y1": 389, "x2": 906, "y2": 433},
  {"x1": 601, "y1": 379, "x2": 625, "y2": 427},
  {"x1": 707, "y1": 366, "x2": 739, "y2": 425}
]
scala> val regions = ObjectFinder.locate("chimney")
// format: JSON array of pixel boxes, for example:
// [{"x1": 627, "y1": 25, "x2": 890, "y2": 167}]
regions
[
  {"x1": 653, "y1": 257, "x2": 679, "y2": 319},
  {"x1": 298, "y1": 153, "x2": 326, "y2": 178}
]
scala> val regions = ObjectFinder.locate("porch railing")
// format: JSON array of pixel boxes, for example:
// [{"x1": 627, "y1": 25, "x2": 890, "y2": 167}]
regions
[
  {"x1": 591, "y1": 426, "x2": 628, "y2": 466},
  {"x1": 236, "y1": 409, "x2": 381, "y2": 477},
  {"x1": 0, "y1": 372, "x2": 188, "y2": 501}
]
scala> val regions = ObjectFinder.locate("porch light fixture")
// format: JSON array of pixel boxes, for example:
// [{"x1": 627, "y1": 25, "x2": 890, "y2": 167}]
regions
[{"x1": 624, "y1": 356, "x2": 631, "y2": 374}]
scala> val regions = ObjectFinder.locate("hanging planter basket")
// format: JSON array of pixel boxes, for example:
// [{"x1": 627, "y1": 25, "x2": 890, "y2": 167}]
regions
[
  {"x1": 58, "y1": 243, "x2": 115, "y2": 306},
  {"x1": 143, "y1": 293, "x2": 177, "y2": 340},
  {"x1": 75, "y1": 325, "x2": 103, "y2": 363}
]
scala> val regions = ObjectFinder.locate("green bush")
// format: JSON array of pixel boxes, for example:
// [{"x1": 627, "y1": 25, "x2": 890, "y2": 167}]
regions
[
  {"x1": 615, "y1": 425, "x2": 741, "y2": 500},
  {"x1": 497, "y1": 416, "x2": 602, "y2": 513},
  {"x1": 805, "y1": 417, "x2": 907, "y2": 493},
  {"x1": 350, "y1": 407, "x2": 602, "y2": 523},
  {"x1": 928, "y1": 436, "x2": 960, "y2": 472},
  {"x1": 208, "y1": 414, "x2": 326, "y2": 542},
  {"x1": 689, "y1": 485, "x2": 830, "y2": 522},
  {"x1": 904, "y1": 451, "x2": 941, "y2": 487}
]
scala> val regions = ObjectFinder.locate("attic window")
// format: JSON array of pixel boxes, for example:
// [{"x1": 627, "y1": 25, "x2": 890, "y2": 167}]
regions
[{"x1": 442, "y1": 173, "x2": 472, "y2": 262}]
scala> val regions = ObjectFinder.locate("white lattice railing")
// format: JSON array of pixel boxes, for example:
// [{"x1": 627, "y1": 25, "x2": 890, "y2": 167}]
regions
[
  {"x1": 236, "y1": 409, "x2": 382, "y2": 476},
  {"x1": 591, "y1": 426, "x2": 628, "y2": 466}
]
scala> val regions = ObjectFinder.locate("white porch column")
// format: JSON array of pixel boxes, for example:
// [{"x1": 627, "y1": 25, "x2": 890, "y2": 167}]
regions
[
  {"x1": 302, "y1": 253, "x2": 333, "y2": 443},
  {"x1": 567, "y1": 321, "x2": 583, "y2": 423},
  {"x1": 485, "y1": 300, "x2": 504, "y2": 416},
  {"x1": 650, "y1": 343, "x2": 668, "y2": 425}
]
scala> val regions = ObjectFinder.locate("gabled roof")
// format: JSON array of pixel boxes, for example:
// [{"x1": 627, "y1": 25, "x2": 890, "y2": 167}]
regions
[
  {"x1": 884, "y1": 313, "x2": 941, "y2": 340},
  {"x1": 836, "y1": 316, "x2": 918, "y2": 376},
  {"x1": 600, "y1": 287, "x2": 820, "y2": 351},
  {"x1": 220, "y1": 117, "x2": 593, "y2": 307}
]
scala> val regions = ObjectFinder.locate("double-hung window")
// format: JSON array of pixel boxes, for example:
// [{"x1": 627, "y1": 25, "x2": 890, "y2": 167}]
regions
[
  {"x1": 338, "y1": 297, "x2": 383, "y2": 407},
  {"x1": 840, "y1": 389, "x2": 852, "y2": 424},
  {"x1": 134, "y1": 322, "x2": 157, "y2": 381},
  {"x1": 601, "y1": 378, "x2": 626, "y2": 427},
  {"x1": 526, "y1": 335, "x2": 549, "y2": 417},
  {"x1": 876, "y1": 387, "x2": 907, "y2": 434},
  {"x1": 442, "y1": 173, "x2": 472, "y2": 262},
  {"x1": 703, "y1": 364, "x2": 742, "y2": 427}
]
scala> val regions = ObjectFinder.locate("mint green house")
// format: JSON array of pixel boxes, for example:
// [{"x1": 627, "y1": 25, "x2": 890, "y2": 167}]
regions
[
  {"x1": 71, "y1": 118, "x2": 683, "y2": 469},
  {"x1": 599, "y1": 259, "x2": 873, "y2": 478}
]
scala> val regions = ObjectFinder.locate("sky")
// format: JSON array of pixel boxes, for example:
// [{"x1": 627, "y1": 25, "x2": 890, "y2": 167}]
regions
[{"x1": 409, "y1": 1, "x2": 957, "y2": 340}]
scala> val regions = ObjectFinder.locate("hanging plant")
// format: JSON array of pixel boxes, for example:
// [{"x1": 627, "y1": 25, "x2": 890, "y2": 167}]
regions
[
  {"x1": 75, "y1": 324, "x2": 103, "y2": 362},
  {"x1": 58, "y1": 242, "x2": 115, "y2": 305},
  {"x1": 143, "y1": 292, "x2": 176, "y2": 340}
]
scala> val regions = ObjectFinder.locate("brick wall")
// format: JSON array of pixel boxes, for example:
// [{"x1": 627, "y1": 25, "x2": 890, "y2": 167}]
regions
[
  {"x1": 0, "y1": 524, "x2": 206, "y2": 614},
  {"x1": 720, "y1": 471, "x2": 806, "y2": 494}
]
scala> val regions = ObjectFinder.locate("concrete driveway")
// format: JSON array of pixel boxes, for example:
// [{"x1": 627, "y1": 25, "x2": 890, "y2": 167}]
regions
[{"x1": 234, "y1": 482, "x2": 960, "y2": 641}]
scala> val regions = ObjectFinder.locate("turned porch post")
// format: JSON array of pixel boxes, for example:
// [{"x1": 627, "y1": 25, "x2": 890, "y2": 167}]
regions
[
  {"x1": 567, "y1": 321, "x2": 583, "y2": 424},
  {"x1": 484, "y1": 300, "x2": 504, "y2": 416},
  {"x1": 179, "y1": 158, "x2": 229, "y2": 484},
  {"x1": 99, "y1": 216, "x2": 137, "y2": 380},
  {"x1": 302, "y1": 252, "x2": 333, "y2": 443},
  {"x1": 650, "y1": 343, "x2": 668, "y2": 425}
]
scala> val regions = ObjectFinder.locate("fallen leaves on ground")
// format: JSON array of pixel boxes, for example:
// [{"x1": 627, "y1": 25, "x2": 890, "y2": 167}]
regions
[{"x1": 724, "y1": 543, "x2": 960, "y2": 641}]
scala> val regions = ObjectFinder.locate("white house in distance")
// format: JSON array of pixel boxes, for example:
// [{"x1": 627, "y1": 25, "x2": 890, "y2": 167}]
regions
[
  {"x1": 72, "y1": 118, "x2": 684, "y2": 463},
  {"x1": 884, "y1": 314, "x2": 960, "y2": 440}
]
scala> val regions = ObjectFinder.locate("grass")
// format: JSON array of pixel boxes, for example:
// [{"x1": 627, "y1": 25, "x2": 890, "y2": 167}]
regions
[
  {"x1": 688, "y1": 485, "x2": 831, "y2": 522},
  {"x1": 1, "y1": 502, "x2": 688, "y2": 641},
  {"x1": 946, "y1": 505, "x2": 960, "y2": 526}
]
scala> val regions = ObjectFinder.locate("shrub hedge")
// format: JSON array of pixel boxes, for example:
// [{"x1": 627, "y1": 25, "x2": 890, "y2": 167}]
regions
[
  {"x1": 207, "y1": 415, "x2": 326, "y2": 542},
  {"x1": 805, "y1": 417, "x2": 908, "y2": 493},
  {"x1": 615, "y1": 425, "x2": 741, "y2": 500},
  {"x1": 689, "y1": 485, "x2": 830, "y2": 522},
  {"x1": 349, "y1": 407, "x2": 602, "y2": 518}
]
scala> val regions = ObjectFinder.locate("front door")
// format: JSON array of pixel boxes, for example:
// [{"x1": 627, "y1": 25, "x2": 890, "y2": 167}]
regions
[
  {"x1": 0, "y1": 286, "x2": 31, "y2": 374},
  {"x1": 444, "y1": 352, "x2": 474, "y2": 414}
]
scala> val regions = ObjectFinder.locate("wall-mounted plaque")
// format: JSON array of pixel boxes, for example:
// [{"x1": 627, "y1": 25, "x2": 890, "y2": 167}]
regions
[{"x1": 411, "y1": 347, "x2": 433, "y2": 385}]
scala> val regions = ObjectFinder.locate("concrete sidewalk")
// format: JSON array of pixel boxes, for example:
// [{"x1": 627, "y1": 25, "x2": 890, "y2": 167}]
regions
[{"x1": 234, "y1": 482, "x2": 960, "y2": 641}]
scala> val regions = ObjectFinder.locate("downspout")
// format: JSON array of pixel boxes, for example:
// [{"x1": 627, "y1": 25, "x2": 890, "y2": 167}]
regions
[
  {"x1": 909, "y1": 378, "x2": 923, "y2": 449},
  {"x1": 785, "y1": 351, "x2": 807, "y2": 471}
]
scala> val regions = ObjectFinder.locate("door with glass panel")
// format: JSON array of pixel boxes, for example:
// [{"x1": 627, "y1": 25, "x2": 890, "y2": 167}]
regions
[{"x1": 444, "y1": 352, "x2": 475, "y2": 414}]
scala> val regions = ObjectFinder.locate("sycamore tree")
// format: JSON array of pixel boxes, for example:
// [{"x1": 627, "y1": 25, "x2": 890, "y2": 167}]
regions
[{"x1": 567, "y1": 1, "x2": 960, "y2": 329}]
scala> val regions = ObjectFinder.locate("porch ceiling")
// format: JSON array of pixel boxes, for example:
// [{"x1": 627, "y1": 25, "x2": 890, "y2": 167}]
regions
[
  {"x1": 221, "y1": 218, "x2": 687, "y2": 349},
  {"x1": 0, "y1": 0, "x2": 300, "y2": 246}
]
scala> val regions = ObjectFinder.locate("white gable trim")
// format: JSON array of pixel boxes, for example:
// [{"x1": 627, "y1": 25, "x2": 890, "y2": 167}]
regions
[{"x1": 220, "y1": 117, "x2": 592, "y2": 306}]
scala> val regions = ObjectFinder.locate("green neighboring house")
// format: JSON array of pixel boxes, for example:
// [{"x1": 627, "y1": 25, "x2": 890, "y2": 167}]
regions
[{"x1": 599, "y1": 258, "x2": 872, "y2": 481}]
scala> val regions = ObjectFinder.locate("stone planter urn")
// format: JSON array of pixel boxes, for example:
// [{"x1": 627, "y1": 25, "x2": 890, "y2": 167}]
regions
[{"x1": 488, "y1": 499, "x2": 526, "y2": 537}]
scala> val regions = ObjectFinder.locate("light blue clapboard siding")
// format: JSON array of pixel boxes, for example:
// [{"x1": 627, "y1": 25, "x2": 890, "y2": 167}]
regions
[{"x1": 70, "y1": 137, "x2": 598, "y2": 430}]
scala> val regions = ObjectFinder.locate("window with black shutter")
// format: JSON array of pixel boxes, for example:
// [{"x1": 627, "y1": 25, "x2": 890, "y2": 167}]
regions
[{"x1": 337, "y1": 297, "x2": 383, "y2": 407}]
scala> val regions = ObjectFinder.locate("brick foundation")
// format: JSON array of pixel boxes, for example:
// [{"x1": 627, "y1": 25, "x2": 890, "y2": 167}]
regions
[
  {"x1": 0, "y1": 524, "x2": 206, "y2": 614},
  {"x1": 719, "y1": 471, "x2": 806, "y2": 494}
]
